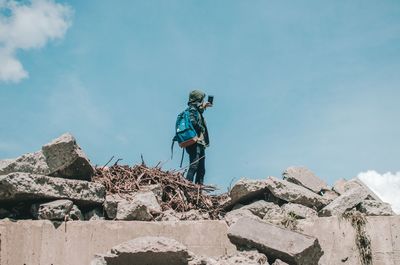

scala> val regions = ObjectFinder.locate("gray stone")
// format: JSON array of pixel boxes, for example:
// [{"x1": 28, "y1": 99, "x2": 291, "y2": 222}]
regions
[
  {"x1": 344, "y1": 178, "x2": 383, "y2": 202},
  {"x1": 261, "y1": 203, "x2": 286, "y2": 224},
  {"x1": 224, "y1": 208, "x2": 261, "y2": 226},
  {"x1": 179, "y1": 209, "x2": 210, "y2": 221},
  {"x1": 282, "y1": 166, "x2": 328, "y2": 194},
  {"x1": 321, "y1": 189, "x2": 339, "y2": 202},
  {"x1": 0, "y1": 151, "x2": 50, "y2": 175},
  {"x1": 85, "y1": 207, "x2": 105, "y2": 220},
  {"x1": 97, "y1": 236, "x2": 192, "y2": 265},
  {"x1": 333, "y1": 178, "x2": 347, "y2": 195},
  {"x1": 156, "y1": 209, "x2": 180, "y2": 221},
  {"x1": 359, "y1": 200, "x2": 395, "y2": 216},
  {"x1": 42, "y1": 133, "x2": 94, "y2": 181},
  {"x1": 104, "y1": 191, "x2": 161, "y2": 221},
  {"x1": 319, "y1": 187, "x2": 369, "y2": 217},
  {"x1": 229, "y1": 178, "x2": 269, "y2": 205},
  {"x1": 264, "y1": 177, "x2": 330, "y2": 210},
  {"x1": 281, "y1": 203, "x2": 318, "y2": 219},
  {"x1": 234, "y1": 200, "x2": 280, "y2": 219},
  {"x1": 0, "y1": 172, "x2": 105, "y2": 206},
  {"x1": 31, "y1": 199, "x2": 73, "y2": 220},
  {"x1": 68, "y1": 205, "x2": 84, "y2": 220},
  {"x1": 228, "y1": 217, "x2": 323, "y2": 265},
  {"x1": 215, "y1": 250, "x2": 269, "y2": 265},
  {"x1": 272, "y1": 259, "x2": 289, "y2": 265}
]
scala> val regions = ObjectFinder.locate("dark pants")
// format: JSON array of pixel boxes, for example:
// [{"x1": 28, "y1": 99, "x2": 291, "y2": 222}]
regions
[{"x1": 185, "y1": 143, "x2": 205, "y2": 185}]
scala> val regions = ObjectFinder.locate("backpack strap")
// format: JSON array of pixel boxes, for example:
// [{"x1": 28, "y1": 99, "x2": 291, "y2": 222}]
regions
[{"x1": 180, "y1": 148, "x2": 185, "y2": 168}]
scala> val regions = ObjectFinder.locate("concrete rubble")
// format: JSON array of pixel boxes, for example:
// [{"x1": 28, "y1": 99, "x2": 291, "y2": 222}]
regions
[
  {"x1": 282, "y1": 166, "x2": 329, "y2": 193},
  {"x1": 0, "y1": 172, "x2": 106, "y2": 206},
  {"x1": 264, "y1": 176, "x2": 330, "y2": 210},
  {"x1": 104, "y1": 191, "x2": 161, "y2": 221},
  {"x1": 91, "y1": 236, "x2": 192, "y2": 265},
  {"x1": 228, "y1": 217, "x2": 323, "y2": 265},
  {"x1": 0, "y1": 133, "x2": 397, "y2": 265}
]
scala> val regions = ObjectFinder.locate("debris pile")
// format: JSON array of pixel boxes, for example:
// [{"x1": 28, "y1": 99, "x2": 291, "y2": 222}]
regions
[{"x1": 0, "y1": 133, "x2": 397, "y2": 265}]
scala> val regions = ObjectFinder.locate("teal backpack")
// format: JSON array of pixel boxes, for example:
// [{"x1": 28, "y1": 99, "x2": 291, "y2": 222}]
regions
[{"x1": 171, "y1": 107, "x2": 198, "y2": 166}]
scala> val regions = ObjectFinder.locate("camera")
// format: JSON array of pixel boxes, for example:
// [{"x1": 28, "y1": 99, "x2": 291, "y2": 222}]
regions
[{"x1": 207, "y1": 95, "x2": 214, "y2": 105}]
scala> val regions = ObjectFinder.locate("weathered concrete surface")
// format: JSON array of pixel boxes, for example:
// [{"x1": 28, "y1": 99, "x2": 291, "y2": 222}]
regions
[
  {"x1": 42, "y1": 133, "x2": 95, "y2": 181},
  {"x1": 31, "y1": 199, "x2": 73, "y2": 220},
  {"x1": 319, "y1": 187, "x2": 369, "y2": 217},
  {"x1": 0, "y1": 151, "x2": 50, "y2": 175},
  {"x1": 104, "y1": 192, "x2": 161, "y2": 221},
  {"x1": 265, "y1": 177, "x2": 329, "y2": 210},
  {"x1": 0, "y1": 220, "x2": 236, "y2": 265},
  {"x1": 281, "y1": 203, "x2": 317, "y2": 219},
  {"x1": 359, "y1": 200, "x2": 395, "y2": 216},
  {"x1": 0, "y1": 172, "x2": 105, "y2": 206},
  {"x1": 282, "y1": 166, "x2": 328, "y2": 193},
  {"x1": 234, "y1": 200, "x2": 281, "y2": 219},
  {"x1": 298, "y1": 216, "x2": 400, "y2": 265},
  {"x1": 344, "y1": 178, "x2": 383, "y2": 202},
  {"x1": 228, "y1": 217, "x2": 323, "y2": 265},
  {"x1": 229, "y1": 179, "x2": 269, "y2": 205},
  {"x1": 98, "y1": 236, "x2": 192, "y2": 265}
]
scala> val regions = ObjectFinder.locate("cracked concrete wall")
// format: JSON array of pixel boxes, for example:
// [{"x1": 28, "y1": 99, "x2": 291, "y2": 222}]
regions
[{"x1": 0, "y1": 217, "x2": 399, "y2": 265}]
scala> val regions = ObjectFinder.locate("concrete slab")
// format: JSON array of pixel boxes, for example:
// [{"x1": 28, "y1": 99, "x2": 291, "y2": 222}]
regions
[{"x1": 0, "y1": 220, "x2": 236, "y2": 265}]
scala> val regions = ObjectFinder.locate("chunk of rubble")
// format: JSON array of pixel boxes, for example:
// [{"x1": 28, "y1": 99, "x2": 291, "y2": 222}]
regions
[
  {"x1": 224, "y1": 208, "x2": 261, "y2": 226},
  {"x1": 156, "y1": 209, "x2": 181, "y2": 221},
  {"x1": 0, "y1": 151, "x2": 50, "y2": 175},
  {"x1": 31, "y1": 199, "x2": 73, "y2": 220},
  {"x1": 264, "y1": 177, "x2": 329, "y2": 210},
  {"x1": 104, "y1": 191, "x2": 161, "y2": 221},
  {"x1": 91, "y1": 236, "x2": 192, "y2": 265},
  {"x1": 190, "y1": 250, "x2": 269, "y2": 265},
  {"x1": 179, "y1": 209, "x2": 210, "y2": 221},
  {"x1": 259, "y1": 203, "x2": 286, "y2": 223},
  {"x1": 85, "y1": 207, "x2": 105, "y2": 220},
  {"x1": 344, "y1": 178, "x2": 383, "y2": 202},
  {"x1": 332, "y1": 178, "x2": 347, "y2": 194},
  {"x1": 320, "y1": 189, "x2": 339, "y2": 201},
  {"x1": 229, "y1": 179, "x2": 269, "y2": 205},
  {"x1": 234, "y1": 200, "x2": 280, "y2": 219},
  {"x1": 358, "y1": 200, "x2": 395, "y2": 216},
  {"x1": 0, "y1": 172, "x2": 105, "y2": 206},
  {"x1": 68, "y1": 205, "x2": 84, "y2": 220},
  {"x1": 281, "y1": 203, "x2": 317, "y2": 219},
  {"x1": 42, "y1": 133, "x2": 95, "y2": 181},
  {"x1": 319, "y1": 187, "x2": 369, "y2": 217},
  {"x1": 228, "y1": 217, "x2": 323, "y2": 265},
  {"x1": 282, "y1": 166, "x2": 328, "y2": 194}
]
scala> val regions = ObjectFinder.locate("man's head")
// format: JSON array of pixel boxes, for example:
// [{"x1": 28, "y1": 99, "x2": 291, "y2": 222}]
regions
[{"x1": 188, "y1": 89, "x2": 206, "y2": 105}]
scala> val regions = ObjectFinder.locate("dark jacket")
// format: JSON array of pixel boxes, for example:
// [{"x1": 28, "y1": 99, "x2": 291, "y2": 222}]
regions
[{"x1": 188, "y1": 104, "x2": 209, "y2": 147}]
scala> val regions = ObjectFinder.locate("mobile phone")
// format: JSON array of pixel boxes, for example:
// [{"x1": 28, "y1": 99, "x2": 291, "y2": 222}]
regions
[{"x1": 208, "y1": 95, "x2": 214, "y2": 104}]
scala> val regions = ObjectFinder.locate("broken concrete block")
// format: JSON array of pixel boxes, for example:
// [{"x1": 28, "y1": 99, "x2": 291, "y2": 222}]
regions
[
  {"x1": 359, "y1": 200, "x2": 395, "y2": 216},
  {"x1": 0, "y1": 151, "x2": 50, "y2": 175},
  {"x1": 281, "y1": 203, "x2": 317, "y2": 219},
  {"x1": 179, "y1": 209, "x2": 210, "y2": 221},
  {"x1": 332, "y1": 178, "x2": 347, "y2": 194},
  {"x1": 234, "y1": 200, "x2": 281, "y2": 219},
  {"x1": 224, "y1": 208, "x2": 261, "y2": 226},
  {"x1": 68, "y1": 205, "x2": 84, "y2": 220},
  {"x1": 319, "y1": 187, "x2": 369, "y2": 217},
  {"x1": 229, "y1": 178, "x2": 270, "y2": 206},
  {"x1": 104, "y1": 191, "x2": 161, "y2": 221},
  {"x1": 216, "y1": 250, "x2": 269, "y2": 265},
  {"x1": 264, "y1": 177, "x2": 329, "y2": 210},
  {"x1": 0, "y1": 172, "x2": 105, "y2": 206},
  {"x1": 42, "y1": 133, "x2": 95, "y2": 181},
  {"x1": 272, "y1": 259, "x2": 289, "y2": 265},
  {"x1": 228, "y1": 217, "x2": 323, "y2": 265},
  {"x1": 262, "y1": 203, "x2": 286, "y2": 225},
  {"x1": 282, "y1": 166, "x2": 328, "y2": 193},
  {"x1": 320, "y1": 189, "x2": 339, "y2": 202},
  {"x1": 156, "y1": 209, "x2": 181, "y2": 221},
  {"x1": 84, "y1": 207, "x2": 105, "y2": 220},
  {"x1": 31, "y1": 199, "x2": 73, "y2": 220},
  {"x1": 95, "y1": 236, "x2": 192, "y2": 265},
  {"x1": 344, "y1": 178, "x2": 383, "y2": 202}
]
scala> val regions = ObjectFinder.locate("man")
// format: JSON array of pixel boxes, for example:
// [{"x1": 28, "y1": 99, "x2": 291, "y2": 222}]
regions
[{"x1": 185, "y1": 90, "x2": 212, "y2": 185}]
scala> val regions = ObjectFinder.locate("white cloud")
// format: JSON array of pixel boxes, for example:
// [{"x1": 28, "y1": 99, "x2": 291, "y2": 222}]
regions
[
  {"x1": 357, "y1": 170, "x2": 400, "y2": 214},
  {"x1": 0, "y1": 0, "x2": 72, "y2": 83}
]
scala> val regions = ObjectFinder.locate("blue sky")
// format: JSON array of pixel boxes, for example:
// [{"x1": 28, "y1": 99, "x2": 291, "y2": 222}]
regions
[{"x1": 1, "y1": 0, "x2": 400, "y2": 192}]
